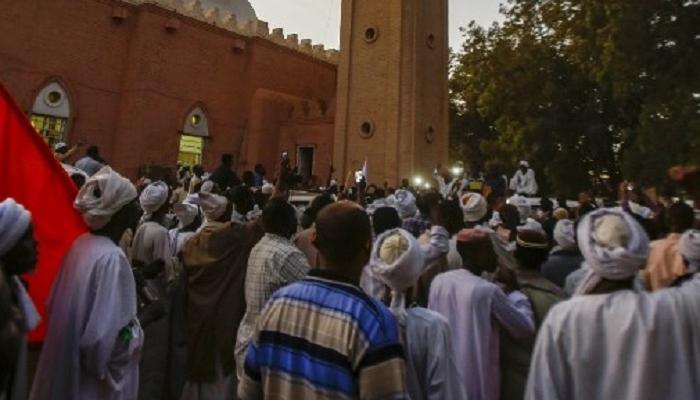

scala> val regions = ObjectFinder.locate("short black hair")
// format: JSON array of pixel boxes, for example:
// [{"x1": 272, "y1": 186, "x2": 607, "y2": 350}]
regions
[
  {"x1": 262, "y1": 197, "x2": 297, "y2": 238},
  {"x1": 416, "y1": 191, "x2": 442, "y2": 215},
  {"x1": 87, "y1": 145, "x2": 99, "y2": 158},
  {"x1": 315, "y1": 202, "x2": 371, "y2": 268},
  {"x1": 667, "y1": 201, "x2": 695, "y2": 233},
  {"x1": 439, "y1": 199, "x2": 465, "y2": 235},
  {"x1": 221, "y1": 153, "x2": 233, "y2": 165},
  {"x1": 228, "y1": 185, "x2": 254, "y2": 215},
  {"x1": 372, "y1": 207, "x2": 401, "y2": 236}
]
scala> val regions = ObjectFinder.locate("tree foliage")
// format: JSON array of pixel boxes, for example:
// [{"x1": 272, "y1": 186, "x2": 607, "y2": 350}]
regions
[{"x1": 450, "y1": 0, "x2": 700, "y2": 197}]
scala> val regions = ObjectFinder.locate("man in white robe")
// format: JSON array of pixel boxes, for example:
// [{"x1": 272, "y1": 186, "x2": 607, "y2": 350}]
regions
[
  {"x1": 429, "y1": 228, "x2": 535, "y2": 400},
  {"x1": 526, "y1": 209, "x2": 700, "y2": 399},
  {"x1": 509, "y1": 161, "x2": 538, "y2": 196},
  {"x1": 370, "y1": 227, "x2": 466, "y2": 400},
  {"x1": 30, "y1": 166, "x2": 143, "y2": 400}
]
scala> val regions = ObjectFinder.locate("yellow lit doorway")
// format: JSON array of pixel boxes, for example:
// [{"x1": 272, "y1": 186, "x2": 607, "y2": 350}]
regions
[{"x1": 178, "y1": 135, "x2": 203, "y2": 166}]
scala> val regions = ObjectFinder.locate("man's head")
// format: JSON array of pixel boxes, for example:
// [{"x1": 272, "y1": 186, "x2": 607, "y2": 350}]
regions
[
  {"x1": 242, "y1": 170, "x2": 255, "y2": 187},
  {"x1": 229, "y1": 185, "x2": 255, "y2": 216},
  {"x1": 74, "y1": 166, "x2": 138, "y2": 239},
  {"x1": 373, "y1": 207, "x2": 402, "y2": 236},
  {"x1": 0, "y1": 199, "x2": 38, "y2": 275},
  {"x1": 519, "y1": 160, "x2": 529, "y2": 173},
  {"x1": 262, "y1": 197, "x2": 298, "y2": 239},
  {"x1": 54, "y1": 142, "x2": 68, "y2": 155},
  {"x1": 575, "y1": 208, "x2": 650, "y2": 294},
  {"x1": 456, "y1": 229, "x2": 497, "y2": 275},
  {"x1": 416, "y1": 191, "x2": 441, "y2": 216},
  {"x1": 199, "y1": 192, "x2": 231, "y2": 223},
  {"x1": 139, "y1": 181, "x2": 170, "y2": 222},
  {"x1": 515, "y1": 229, "x2": 550, "y2": 270},
  {"x1": 221, "y1": 153, "x2": 233, "y2": 167},
  {"x1": 193, "y1": 165, "x2": 204, "y2": 177},
  {"x1": 439, "y1": 199, "x2": 465, "y2": 235},
  {"x1": 666, "y1": 201, "x2": 694, "y2": 233},
  {"x1": 313, "y1": 201, "x2": 372, "y2": 283},
  {"x1": 86, "y1": 145, "x2": 100, "y2": 159}
]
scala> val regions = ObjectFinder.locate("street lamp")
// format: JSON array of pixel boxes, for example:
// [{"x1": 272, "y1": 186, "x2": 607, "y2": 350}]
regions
[{"x1": 413, "y1": 176, "x2": 424, "y2": 187}]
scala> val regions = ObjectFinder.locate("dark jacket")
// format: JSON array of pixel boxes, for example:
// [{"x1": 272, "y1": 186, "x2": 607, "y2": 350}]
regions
[
  {"x1": 182, "y1": 220, "x2": 263, "y2": 382},
  {"x1": 540, "y1": 249, "x2": 584, "y2": 288}
]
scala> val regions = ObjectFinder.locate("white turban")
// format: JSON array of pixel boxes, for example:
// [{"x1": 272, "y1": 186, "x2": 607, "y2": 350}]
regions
[
  {"x1": 553, "y1": 219, "x2": 577, "y2": 251},
  {"x1": 200, "y1": 180, "x2": 215, "y2": 194},
  {"x1": 575, "y1": 208, "x2": 649, "y2": 295},
  {"x1": 517, "y1": 218, "x2": 545, "y2": 235},
  {"x1": 369, "y1": 228, "x2": 424, "y2": 324},
  {"x1": 261, "y1": 183, "x2": 274, "y2": 195},
  {"x1": 680, "y1": 230, "x2": 700, "y2": 273},
  {"x1": 199, "y1": 192, "x2": 228, "y2": 221},
  {"x1": 139, "y1": 181, "x2": 169, "y2": 217},
  {"x1": 508, "y1": 194, "x2": 531, "y2": 223},
  {"x1": 461, "y1": 193, "x2": 487, "y2": 222},
  {"x1": 173, "y1": 202, "x2": 199, "y2": 229},
  {"x1": 519, "y1": 160, "x2": 529, "y2": 168},
  {"x1": 0, "y1": 198, "x2": 32, "y2": 256},
  {"x1": 394, "y1": 190, "x2": 417, "y2": 219},
  {"x1": 74, "y1": 166, "x2": 137, "y2": 230}
]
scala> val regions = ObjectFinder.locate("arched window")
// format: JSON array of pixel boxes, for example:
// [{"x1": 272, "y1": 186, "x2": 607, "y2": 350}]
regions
[
  {"x1": 178, "y1": 106, "x2": 209, "y2": 166},
  {"x1": 30, "y1": 82, "x2": 71, "y2": 147}
]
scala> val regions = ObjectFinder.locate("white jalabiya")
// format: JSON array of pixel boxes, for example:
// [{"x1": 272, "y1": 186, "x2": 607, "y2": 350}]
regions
[
  {"x1": 509, "y1": 168, "x2": 538, "y2": 196},
  {"x1": 131, "y1": 221, "x2": 174, "y2": 283},
  {"x1": 526, "y1": 274, "x2": 700, "y2": 400},
  {"x1": 30, "y1": 233, "x2": 142, "y2": 400}
]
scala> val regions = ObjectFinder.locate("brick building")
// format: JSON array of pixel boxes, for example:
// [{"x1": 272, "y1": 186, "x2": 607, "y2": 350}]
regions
[{"x1": 0, "y1": 0, "x2": 339, "y2": 183}]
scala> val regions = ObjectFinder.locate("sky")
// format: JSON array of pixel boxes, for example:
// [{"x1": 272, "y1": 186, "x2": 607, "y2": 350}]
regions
[{"x1": 249, "y1": 0, "x2": 504, "y2": 51}]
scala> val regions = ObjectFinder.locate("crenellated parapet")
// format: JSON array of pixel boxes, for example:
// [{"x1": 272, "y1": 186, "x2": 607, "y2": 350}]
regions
[{"x1": 123, "y1": 0, "x2": 339, "y2": 64}]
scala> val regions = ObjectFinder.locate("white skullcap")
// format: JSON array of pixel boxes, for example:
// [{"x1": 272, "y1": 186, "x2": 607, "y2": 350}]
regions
[
  {"x1": 369, "y1": 228, "x2": 425, "y2": 325},
  {"x1": 54, "y1": 142, "x2": 67, "y2": 151},
  {"x1": 553, "y1": 219, "x2": 577, "y2": 251},
  {"x1": 461, "y1": 193, "x2": 488, "y2": 222},
  {"x1": 261, "y1": 183, "x2": 274, "y2": 195},
  {"x1": 680, "y1": 230, "x2": 700, "y2": 273},
  {"x1": 519, "y1": 160, "x2": 529, "y2": 168},
  {"x1": 394, "y1": 190, "x2": 417, "y2": 219},
  {"x1": 199, "y1": 192, "x2": 228, "y2": 221},
  {"x1": 139, "y1": 181, "x2": 169, "y2": 217},
  {"x1": 173, "y1": 202, "x2": 199, "y2": 228},
  {"x1": 0, "y1": 198, "x2": 32, "y2": 256},
  {"x1": 74, "y1": 166, "x2": 137, "y2": 230},
  {"x1": 575, "y1": 208, "x2": 649, "y2": 295}
]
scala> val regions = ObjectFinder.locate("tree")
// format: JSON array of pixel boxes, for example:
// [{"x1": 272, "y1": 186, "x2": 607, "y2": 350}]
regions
[{"x1": 450, "y1": 0, "x2": 700, "y2": 197}]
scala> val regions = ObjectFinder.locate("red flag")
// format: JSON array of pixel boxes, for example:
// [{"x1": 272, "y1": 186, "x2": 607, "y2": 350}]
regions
[{"x1": 0, "y1": 83, "x2": 87, "y2": 341}]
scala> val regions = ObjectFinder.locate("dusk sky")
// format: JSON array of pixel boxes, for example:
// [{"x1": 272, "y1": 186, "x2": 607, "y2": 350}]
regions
[{"x1": 249, "y1": 0, "x2": 504, "y2": 51}]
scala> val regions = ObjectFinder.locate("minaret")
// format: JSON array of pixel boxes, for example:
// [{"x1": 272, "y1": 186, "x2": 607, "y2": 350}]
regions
[{"x1": 333, "y1": 0, "x2": 449, "y2": 185}]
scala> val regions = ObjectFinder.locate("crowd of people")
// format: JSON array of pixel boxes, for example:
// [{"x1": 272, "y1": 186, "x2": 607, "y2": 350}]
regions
[{"x1": 1, "y1": 146, "x2": 699, "y2": 400}]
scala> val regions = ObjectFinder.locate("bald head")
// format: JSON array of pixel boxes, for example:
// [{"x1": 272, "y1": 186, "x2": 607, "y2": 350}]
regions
[{"x1": 314, "y1": 201, "x2": 372, "y2": 282}]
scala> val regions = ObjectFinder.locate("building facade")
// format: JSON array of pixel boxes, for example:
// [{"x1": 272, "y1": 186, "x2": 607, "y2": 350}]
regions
[
  {"x1": 0, "y1": 0, "x2": 338, "y2": 183},
  {"x1": 333, "y1": 0, "x2": 449, "y2": 185}
]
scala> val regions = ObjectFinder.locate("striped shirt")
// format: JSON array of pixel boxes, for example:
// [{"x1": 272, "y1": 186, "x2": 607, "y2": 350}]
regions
[{"x1": 238, "y1": 270, "x2": 408, "y2": 400}]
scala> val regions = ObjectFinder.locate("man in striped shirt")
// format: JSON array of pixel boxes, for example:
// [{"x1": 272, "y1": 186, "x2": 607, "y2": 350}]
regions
[{"x1": 238, "y1": 201, "x2": 408, "y2": 400}]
